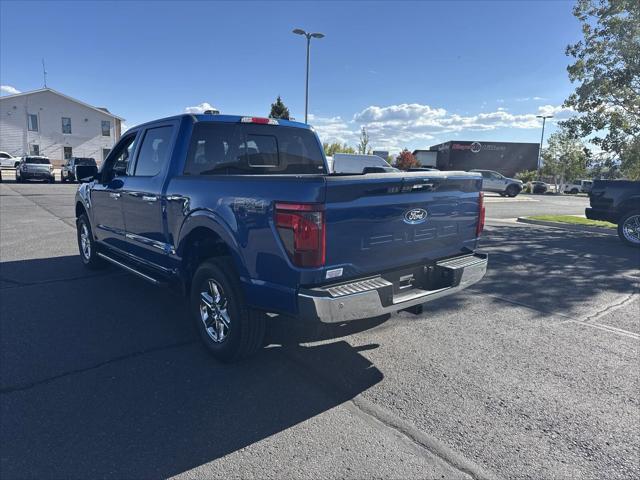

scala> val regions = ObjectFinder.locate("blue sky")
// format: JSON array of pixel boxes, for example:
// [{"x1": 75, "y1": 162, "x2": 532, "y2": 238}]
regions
[{"x1": 1, "y1": 0, "x2": 581, "y2": 153}]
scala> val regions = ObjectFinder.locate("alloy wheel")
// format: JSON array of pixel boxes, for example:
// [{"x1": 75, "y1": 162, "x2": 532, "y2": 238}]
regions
[
  {"x1": 622, "y1": 214, "x2": 640, "y2": 245},
  {"x1": 199, "y1": 279, "x2": 231, "y2": 343},
  {"x1": 80, "y1": 223, "x2": 91, "y2": 259}
]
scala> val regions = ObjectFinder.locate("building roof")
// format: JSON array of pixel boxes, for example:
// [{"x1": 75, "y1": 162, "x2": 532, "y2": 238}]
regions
[
  {"x1": 0, "y1": 87, "x2": 125, "y2": 121},
  {"x1": 412, "y1": 149, "x2": 436, "y2": 154}
]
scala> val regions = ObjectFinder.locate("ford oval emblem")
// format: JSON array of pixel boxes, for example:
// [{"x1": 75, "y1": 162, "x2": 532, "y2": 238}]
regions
[{"x1": 404, "y1": 208, "x2": 428, "y2": 224}]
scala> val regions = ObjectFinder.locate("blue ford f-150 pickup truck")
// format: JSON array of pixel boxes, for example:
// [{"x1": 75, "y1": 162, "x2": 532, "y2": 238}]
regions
[{"x1": 75, "y1": 113, "x2": 488, "y2": 361}]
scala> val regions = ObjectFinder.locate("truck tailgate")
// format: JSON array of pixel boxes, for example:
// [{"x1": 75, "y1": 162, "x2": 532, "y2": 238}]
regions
[{"x1": 324, "y1": 171, "x2": 482, "y2": 280}]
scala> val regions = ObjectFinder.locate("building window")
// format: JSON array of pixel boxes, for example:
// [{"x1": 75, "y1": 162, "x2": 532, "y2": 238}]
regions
[
  {"x1": 28, "y1": 114, "x2": 38, "y2": 132},
  {"x1": 30, "y1": 144, "x2": 40, "y2": 155},
  {"x1": 102, "y1": 148, "x2": 111, "y2": 162},
  {"x1": 101, "y1": 120, "x2": 111, "y2": 136},
  {"x1": 62, "y1": 117, "x2": 72, "y2": 134},
  {"x1": 64, "y1": 147, "x2": 72, "y2": 160}
]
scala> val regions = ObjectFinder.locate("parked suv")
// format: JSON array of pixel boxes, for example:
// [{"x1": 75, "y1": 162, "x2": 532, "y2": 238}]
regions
[
  {"x1": 15, "y1": 156, "x2": 54, "y2": 183},
  {"x1": 75, "y1": 113, "x2": 488, "y2": 362},
  {"x1": 563, "y1": 180, "x2": 593, "y2": 194},
  {"x1": 0, "y1": 151, "x2": 21, "y2": 169},
  {"x1": 61, "y1": 157, "x2": 98, "y2": 182},
  {"x1": 470, "y1": 169, "x2": 523, "y2": 197}
]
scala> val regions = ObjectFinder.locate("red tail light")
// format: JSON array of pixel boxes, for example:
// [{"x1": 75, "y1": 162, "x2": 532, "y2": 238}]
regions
[
  {"x1": 476, "y1": 192, "x2": 485, "y2": 236},
  {"x1": 240, "y1": 117, "x2": 279, "y2": 125},
  {"x1": 275, "y1": 202, "x2": 325, "y2": 268}
]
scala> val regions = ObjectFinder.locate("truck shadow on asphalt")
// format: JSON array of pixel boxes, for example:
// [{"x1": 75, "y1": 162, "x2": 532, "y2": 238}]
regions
[{"x1": 0, "y1": 255, "x2": 386, "y2": 478}]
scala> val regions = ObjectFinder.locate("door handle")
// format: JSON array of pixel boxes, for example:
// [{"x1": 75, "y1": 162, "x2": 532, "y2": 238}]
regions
[
  {"x1": 109, "y1": 192, "x2": 121, "y2": 199},
  {"x1": 142, "y1": 195, "x2": 158, "y2": 202}
]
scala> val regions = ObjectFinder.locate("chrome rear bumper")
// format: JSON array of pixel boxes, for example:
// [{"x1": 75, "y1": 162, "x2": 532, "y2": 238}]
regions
[{"x1": 298, "y1": 253, "x2": 488, "y2": 323}]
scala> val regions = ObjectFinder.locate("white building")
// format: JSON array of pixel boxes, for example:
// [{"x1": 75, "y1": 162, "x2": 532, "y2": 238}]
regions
[{"x1": 0, "y1": 88, "x2": 123, "y2": 166}]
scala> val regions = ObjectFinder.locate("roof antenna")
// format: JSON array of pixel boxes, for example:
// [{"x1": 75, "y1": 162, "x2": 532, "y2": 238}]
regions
[{"x1": 42, "y1": 58, "x2": 47, "y2": 88}]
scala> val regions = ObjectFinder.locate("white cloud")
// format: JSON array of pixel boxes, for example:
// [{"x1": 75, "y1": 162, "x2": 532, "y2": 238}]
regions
[
  {"x1": 0, "y1": 85, "x2": 21, "y2": 95},
  {"x1": 516, "y1": 96, "x2": 548, "y2": 102},
  {"x1": 309, "y1": 102, "x2": 576, "y2": 154},
  {"x1": 184, "y1": 102, "x2": 217, "y2": 114}
]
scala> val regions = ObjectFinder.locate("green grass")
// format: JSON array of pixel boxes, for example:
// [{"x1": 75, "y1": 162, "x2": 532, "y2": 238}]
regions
[{"x1": 528, "y1": 215, "x2": 616, "y2": 229}]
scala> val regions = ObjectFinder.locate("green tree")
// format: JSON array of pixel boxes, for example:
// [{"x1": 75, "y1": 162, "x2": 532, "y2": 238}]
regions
[
  {"x1": 542, "y1": 127, "x2": 589, "y2": 192},
  {"x1": 322, "y1": 142, "x2": 356, "y2": 156},
  {"x1": 562, "y1": 0, "x2": 640, "y2": 179},
  {"x1": 515, "y1": 170, "x2": 538, "y2": 183},
  {"x1": 395, "y1": 149, "x2": 420, "y2": 170},
  {"x1": 269, "y1": 95, "x2": 290, "y2": 120},
  {"x1": 357, "y1": 127, "x2": 370, "y2": 154}
]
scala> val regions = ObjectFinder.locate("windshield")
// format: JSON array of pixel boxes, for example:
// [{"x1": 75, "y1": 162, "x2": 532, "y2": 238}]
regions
[
  {"x1": 184, "y1": 123, "x2": 326, "y2": 175},
  {"x1": 25, "y1": 157, "x2": 50, "y2": 164}
]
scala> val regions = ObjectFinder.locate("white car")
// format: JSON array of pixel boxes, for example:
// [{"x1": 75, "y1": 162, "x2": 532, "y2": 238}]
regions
[
  {"x1": 331, "y1": 153, "x2": 397, "y2": 174},
  {"x1": 0, "y1": 151, "x2": 21, "y2": 169}
]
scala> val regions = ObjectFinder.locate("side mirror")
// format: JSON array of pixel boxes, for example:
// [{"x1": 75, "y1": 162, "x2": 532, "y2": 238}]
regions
[{"x1": 76, "y1": 165, "x2": 99, "y2": 183}]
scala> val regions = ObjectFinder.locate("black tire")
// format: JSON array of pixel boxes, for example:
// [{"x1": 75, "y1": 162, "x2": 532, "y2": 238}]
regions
[
  {"x1": 570, "y1": 189, "x2": 579, "y2": 194},
  {"x1": 60, "y1": 173, "x2": 66, "y2": 183},
  {"x1": 190, "y1": 257, "x2": 265, "y2": 362},
  {"x1": 49, "y1": 177, "x2": 55, "y2": 183},
  {"x1": 76, "y1": 214, "x2": 105, "y2": 269},
  {"x1": 506, "y1": 185, "x2": 520, "y2": 197},
  {"x1": 617, "y1": 211, "x2": 640, "y2": 248}
]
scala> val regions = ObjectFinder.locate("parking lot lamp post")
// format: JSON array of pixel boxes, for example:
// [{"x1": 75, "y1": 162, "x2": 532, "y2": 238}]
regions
[
  {"x1": 292, "y1": 29, "x2": 325, "y2": 124},
  {"x1": 536, "y1": 115, "x2": 553, "y2": 179}
]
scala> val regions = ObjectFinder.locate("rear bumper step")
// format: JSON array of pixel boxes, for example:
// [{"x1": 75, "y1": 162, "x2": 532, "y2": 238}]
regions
[{"x1": 298, "y1": 253, "x2": 488, "y2": 323}]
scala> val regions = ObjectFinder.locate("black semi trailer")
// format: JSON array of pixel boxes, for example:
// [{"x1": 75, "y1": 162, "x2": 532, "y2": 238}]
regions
[{"x1": 430, "y1": 141, "x2": 539, "y2": 177}]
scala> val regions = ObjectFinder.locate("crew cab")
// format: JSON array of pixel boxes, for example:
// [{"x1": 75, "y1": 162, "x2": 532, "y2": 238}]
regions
[
  {"x1": 587, "y1": 180, "x2": 640, "y2": 247},
  {"x1": 75, "y1": 114, "x2": 488, "y2": 362}
]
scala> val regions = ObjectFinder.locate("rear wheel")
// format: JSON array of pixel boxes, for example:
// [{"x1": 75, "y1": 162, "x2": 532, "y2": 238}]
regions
[
  {"x1": 570, "y1": 188, "x2": 579, "y2": 194},
  {"x1": 506, "y1": 185, "x2": 520, "y2": 197},
  {"x1": 618, "y1": 211, "x2": 640, "y2": 248},
  {"x1": 190, "y1": 257, "x2": 265, "y2": 362}
]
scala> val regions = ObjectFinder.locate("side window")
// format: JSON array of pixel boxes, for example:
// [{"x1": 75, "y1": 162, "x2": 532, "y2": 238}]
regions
[
  {"x1": 108, "y1": 134, "x2": 138, "y2": 176},
  {"x1": 133, "y1": 126, "x2": 174, "y2": 177},
  {"x1": 480, "y1": 171, "x2": 491, "y2": 179}
]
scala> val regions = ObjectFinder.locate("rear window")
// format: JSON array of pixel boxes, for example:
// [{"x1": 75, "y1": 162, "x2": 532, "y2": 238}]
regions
[
  {"x1": 184, "y1": 123, "x2": 326, "y2": 175},
  {"x1": 75, "y1": 158, "x2": 96, "y2": 166},
  {"x1": 25, "y1": 157, "x2": 50, "y2": 164}
]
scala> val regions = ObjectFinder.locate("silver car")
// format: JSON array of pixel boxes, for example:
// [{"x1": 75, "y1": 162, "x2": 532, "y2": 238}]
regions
[{"x1": 470, "y1": 169, "x2": 523, "y2": 197}]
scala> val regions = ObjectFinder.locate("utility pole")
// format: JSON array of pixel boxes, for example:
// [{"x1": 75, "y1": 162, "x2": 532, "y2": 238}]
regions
[
  {"x1": 536, "y1": 115, "x2": 553, "y2": 179},
  {"x1": 292, "y1": 29, "x2": 325, "y2": 124},
  {"x1": 42, "y1": 58, "x2": 47, "y2": 88}
]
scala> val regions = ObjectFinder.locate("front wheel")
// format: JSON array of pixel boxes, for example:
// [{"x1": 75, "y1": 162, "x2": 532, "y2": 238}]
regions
[
  {"x1": 76, "y1": 214, "x2": 105, "y2": 269},
  {"x1": 190, "y1": 257, "x2": 265, "y2": 362},
  {"x1": 618, "y1": 211, "x2": 640, "y2": 248},
  {"x1": 506, "y1": 185, "x2": 520, "y2": 197}
]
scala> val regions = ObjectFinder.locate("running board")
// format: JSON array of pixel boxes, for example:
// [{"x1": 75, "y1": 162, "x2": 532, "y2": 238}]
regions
[{"x1": 97, "y1": 252, "x2": 163, "y2": 285}]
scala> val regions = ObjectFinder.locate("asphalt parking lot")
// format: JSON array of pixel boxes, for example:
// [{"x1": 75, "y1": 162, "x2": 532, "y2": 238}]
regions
[{"x1": 1, "y1": 181, "x2": 638, "y2": 480}]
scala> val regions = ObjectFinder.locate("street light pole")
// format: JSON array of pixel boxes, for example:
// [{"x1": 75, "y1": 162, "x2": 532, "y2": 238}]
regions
[
  {"x1": 536, "y1": 115, "x2": 553, "y2": 179},
  {"x1": 293, "y1": 29, "x2": 325, "y2": 124}
]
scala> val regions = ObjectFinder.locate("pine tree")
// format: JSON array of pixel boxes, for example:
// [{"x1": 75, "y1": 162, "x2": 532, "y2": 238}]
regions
[{"x1": 269, "y1": 95, "x2": 290, "y2": 120}]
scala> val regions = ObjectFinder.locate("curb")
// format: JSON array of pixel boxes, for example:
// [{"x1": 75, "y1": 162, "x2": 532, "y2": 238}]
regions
[{"x1": 516, "y1": 217, "x2": 617, "y2": 236}]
